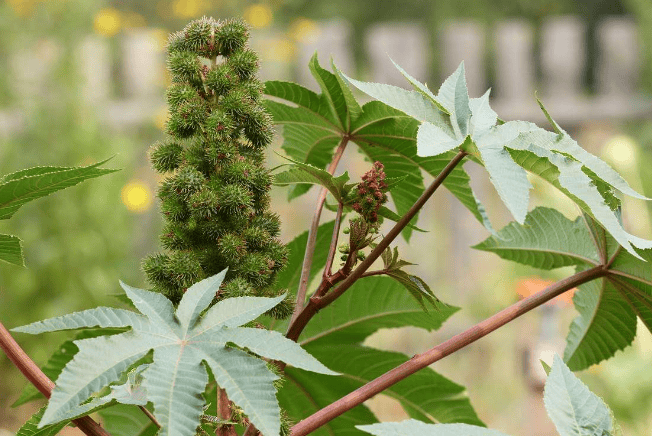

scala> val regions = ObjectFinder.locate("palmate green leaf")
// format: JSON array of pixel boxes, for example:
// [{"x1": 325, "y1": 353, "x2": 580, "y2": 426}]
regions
[
  {"x1": 279, "y1": 277, "x2": 481, "y2": 428},
  {"x1": 99, "y1": 404, "x2": 157, "y2": 436},
  {"x1": 280, "y1": 366, "x2": 378, "y2": 436},
  {"x1": 0, "y1": 233, "x2": 23, "y2": 266},
  {"x1": 297, "y1": 277, "x2": 457, "y2": 346},
  {"x1": 544, "y1": 355, "x2": 613, "y2": 436},
  {"x1": 347, "y1": 58, "x2": 652, "y2": 241},
  {"x1": 16, "y1": 406, "x2": 69, "y2": 436},
  {"x1": 476, "y1": 208, "x2": 652, "y2": 370},
  {"x1": 473, "y1": 207, "x2": 600, "y2": 270},
  {"x1": 357, "y1": 420, "x2": 509, "y2": 436},
  {"x1": 303, "y1": 345, "x2": 484, "y2": 426},
  {"x1": 265, "y1": 57, "x2": 490, "y2": 240},
  {"x1": 13, "y1": 270, "x2": 335, "y2": 436},
  {"x1": 0, "y1": 158, "x2": 118, "y2": 220}
]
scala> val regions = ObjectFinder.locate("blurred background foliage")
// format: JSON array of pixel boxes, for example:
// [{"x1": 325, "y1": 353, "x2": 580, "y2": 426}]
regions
[{"x1": 1, "y1": 0, "x2": 652, "y2": 435}]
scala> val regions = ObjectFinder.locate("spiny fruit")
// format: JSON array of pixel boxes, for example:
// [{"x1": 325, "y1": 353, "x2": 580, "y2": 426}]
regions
[{"x1": 143, "y1": 17, "x2": 291, "y2": 317}]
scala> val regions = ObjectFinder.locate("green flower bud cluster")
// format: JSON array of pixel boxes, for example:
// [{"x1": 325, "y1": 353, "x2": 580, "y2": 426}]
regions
[
  {"x1": 143, "y1": 17, "x2": 291, "y2": 316},
  {"x1": 351, "y1": 161, "x2": 388, "y2": 223}
]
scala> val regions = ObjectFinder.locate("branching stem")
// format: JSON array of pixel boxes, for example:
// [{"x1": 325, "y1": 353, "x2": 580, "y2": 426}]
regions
[
  {"x1": 289, "y1": 265, "x2": 608, "y2": 436},
  {"x1": 0, "y1": 322, "x2": 111, "y2": 436},
  {"x1": 286, "y1": 150, "x2": 468, "y2": 341},
  {"x1": 289, "y1": 136, "x2": 349, "y2": 324}
]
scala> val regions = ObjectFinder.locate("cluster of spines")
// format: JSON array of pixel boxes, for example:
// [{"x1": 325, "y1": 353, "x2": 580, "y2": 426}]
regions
[{"x1": 143, "y1": 17, "x2": 292, "y2": 320}]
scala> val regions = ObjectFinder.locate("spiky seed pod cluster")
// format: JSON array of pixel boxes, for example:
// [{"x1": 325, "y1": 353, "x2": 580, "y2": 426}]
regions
[
  {"x1": 352, "y1": 161, "x2": 389, "y2": 223},
  {"x1": 143, "y1": 17, "x2": 291, "y2": 317}
]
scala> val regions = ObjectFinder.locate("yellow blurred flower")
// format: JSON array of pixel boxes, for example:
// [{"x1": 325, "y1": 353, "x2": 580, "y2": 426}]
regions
[
  {"x1": 290, "y1": 18, "x2": 320, "y2": 43},
  {"x1": 94, "y1": 8, "x2": 122, "y2": 37},
  {"x1": 267, "y1": 38, "x2": 295, "y2": 62},
  {"x1": 121, "y1": 180, "x2": 153, "y2": 213},
  {"x1": 244, "y1": 4, "x2": 273, "y2": 29},
  {"x1": 6, "y1": 0, "x2": 38, "y2": 17},
  {"x1": 172, "y1": 0, "x2": 207, "y2": 19}
]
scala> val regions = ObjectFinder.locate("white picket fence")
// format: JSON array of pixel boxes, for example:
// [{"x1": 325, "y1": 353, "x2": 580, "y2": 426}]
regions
[{"x1": 1, "y1": 15, "x2": 650, "y2": 138}]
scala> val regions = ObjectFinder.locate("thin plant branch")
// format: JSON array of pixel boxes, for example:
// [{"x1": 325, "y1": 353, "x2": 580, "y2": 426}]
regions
[
  {"x1": 139, "y1": 405, "x2": 160, "y2": 428},
  {"x1": 286, "y1": 150, "x2": 468, "y2": 341},
  {"x1": 323, "y1": 202, "x2": 345, "y2": 279},
  {"x1": 0, "y1": 322, "x2": 111, "y2": 436},
  {"x1": 289, "y1": 265, "x2": 608, "y2": 436},
  {"x1": 289, "y1": 136, "x2": 350, "y2": 325}
]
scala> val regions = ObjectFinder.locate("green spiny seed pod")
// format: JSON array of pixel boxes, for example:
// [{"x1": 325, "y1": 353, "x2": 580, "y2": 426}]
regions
[
  {"x1": 182, "y1": 16, "x2": 215, "y2": 53},
  {"x1": 229, "y1": 49, "x2": 259, "y2": 80},
  {"x1": 205, "y1": 63, "x2": 237, "y2": 97},
  {"x1": 160, "y1": 223, "x2": 192, "y2": 250},
  {"x1": 167, "y1": 51, "x2": 203, "y2": 86},
  {"x1": 250, "y1": 212, "x2": 281, "y2": 237},
  {"x1": 167, "y1": 165, "x2": 205, "y2": 200},
  {"x1": 205, "y1": 108, "x2": 236, "y2": 141},
  {"x1": 240, "y1": 79, "x2": 264, "y2": 101},
  {"x1": 189, "y1": 189, "x2": 219, "y2": 219},
  {"x1": 150, "y1": 140, "x2": 183, "y2": 173},
  {"x1": 266, "y1": 295, "x2": 295, "y2": 320},
  {"x1": 222, "y1": 277, "x2": 254, "y2": 298},
  {"x1": 216, "y1": 19, "x2": 249, "y2": 55},
  {"x1": 166, "y1": 83, "x2": 198, "y2": 109},
  {"x1": 144, "y1": 17, "x2": 287, "y2": 318}
]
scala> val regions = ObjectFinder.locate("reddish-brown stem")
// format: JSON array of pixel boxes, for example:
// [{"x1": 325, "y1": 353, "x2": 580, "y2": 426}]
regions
[
  {"x1": 359, "y1": 270, "x2": 388, "y2": 279},
  {"x1": 139, "y1": 405, "x2": 160, "y2": 428},
  {"x1": 242, "y1": 424, "x2": 260, "y2": 436},
  {"x1": 216, "y1": 388, "x2": 237, "y2": 436},
  {"x1": 286, "y1": 150, "x2": 468, "y2": 341},
  {"x1": 323, "y1": 202, "x2": 344, "y2": 279},
  {"x1": 290, "y1": 136, "x2": 350, "y2": 325},
  {"x1": 289, "y1": 265, "x2": 608, "y2": 436},
  {"x1": 0, "y1": 322, "x2": 111, "y2": 436}
]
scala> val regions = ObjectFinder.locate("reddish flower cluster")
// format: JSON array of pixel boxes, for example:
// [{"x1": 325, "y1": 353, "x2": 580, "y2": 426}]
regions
[{"x1": 352, "y1": 161, "x2": 389, "y2": 223}]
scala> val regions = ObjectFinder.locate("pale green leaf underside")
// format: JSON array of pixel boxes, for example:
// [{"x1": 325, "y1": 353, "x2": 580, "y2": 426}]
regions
[
  {"x1": 473, "y1": 207, "x2": 600, "y2": 270},
  {"x1": 0, "y1": 233, "x2": 24, "y2": 266},
  {"x1": 507, "y1": 127, "x2": 652, "y2": 257},
  {"x1": 436, "y1": 62, "x2": 471, "y2": 137},
  {"x1": 343, "y1": 74, "x2": 449, "y2": 128},
  {"x1": 544, "y1": 355, "x2": 613, "y2": 436},
  {"x1": 416, "y1": 122, "x2": 462, "y2": 157},
  {"x1": 358, "y1": 420, "x2": 508, "y2": 436},
  {"x1": 14, "y1": 271, "x2": 332, "y2": 436}
]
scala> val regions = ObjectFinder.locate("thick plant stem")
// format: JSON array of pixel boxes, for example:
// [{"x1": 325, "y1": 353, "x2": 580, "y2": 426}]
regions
[
  {"x1": 289, "y1": 136, "x2": 350, "y2": 324},
  {"x1": 0, "y1": 322, "x2": 111, "y2": 436},
  {"x1": 289, "y1": 265, "x2": 608, "y2": 436},
  {"x1": 286, "y1": 150, "x2": 468, "y2": 341}
]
